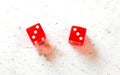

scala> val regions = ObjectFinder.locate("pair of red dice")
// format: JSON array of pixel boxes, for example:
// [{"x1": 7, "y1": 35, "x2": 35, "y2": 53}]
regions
[{"x1": 26, "y1": 23, "x2": 87, "y2": 46}]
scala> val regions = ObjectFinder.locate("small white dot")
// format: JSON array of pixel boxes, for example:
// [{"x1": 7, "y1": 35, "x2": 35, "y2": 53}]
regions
[
  {"x1": 36, "y1": 25, "x2": 39, "y2": 29},
  {"x1": 76, "y1": 32, "x2": 80, "y2": 36},
  {"x1": 79, "y1": 37, "x2": 83, "y2": 40},
  {"x1": 73, "y1": 28, "x2": 77, "y2": 31},
  {"x1": 41, "y1": 37, "x2": 44, "y2": 41},
  {"x1": 34, "y1": 30, "x2": 37, "y2": 34},
  {"x1": 32, "y1": 35, "x2": 35, "y2": 39}
]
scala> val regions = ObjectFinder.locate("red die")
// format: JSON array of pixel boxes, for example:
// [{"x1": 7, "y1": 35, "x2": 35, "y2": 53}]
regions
[
  {"x1": 69, "y1": 26, "x2": 87, "y2": 45},
  {"x1": 26, "y1": 23, "x2": 46, "y2": 45}
]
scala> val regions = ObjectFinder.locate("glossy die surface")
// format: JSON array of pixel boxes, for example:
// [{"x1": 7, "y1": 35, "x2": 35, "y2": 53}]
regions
[
  {"x1": 69, "y1": 26, "x2": 86, "y2": 45},
  {"x1": 26, "y1": 23, "x2": 46, "y2": 45}
]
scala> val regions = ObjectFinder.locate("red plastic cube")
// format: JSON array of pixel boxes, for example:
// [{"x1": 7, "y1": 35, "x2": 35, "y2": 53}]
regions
[
  {"x1": 26, "y1": 23, "x2": 46, "y2": 45},
  {"x1": 69, "y1": 26, "x2": 87, "y2": 45}
]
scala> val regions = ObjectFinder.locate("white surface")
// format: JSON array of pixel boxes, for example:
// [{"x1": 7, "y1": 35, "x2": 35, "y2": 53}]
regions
[{"x1": 0, "y1": 0, "x2": 120, "y2": 75}]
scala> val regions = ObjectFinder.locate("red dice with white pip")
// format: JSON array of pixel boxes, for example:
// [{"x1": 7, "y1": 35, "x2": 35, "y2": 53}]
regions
[
  {"x1": 26, "y1": 23, "x2": 54, "y2": 57},
  {"x1": 69, "y1": 26, "x2": 87, "y2": 45},
  {"x1": 26, "y1": 23, "x2": 46, "y2": 45}
]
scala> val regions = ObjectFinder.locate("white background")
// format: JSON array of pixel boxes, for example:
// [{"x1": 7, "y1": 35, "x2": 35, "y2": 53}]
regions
[{"x1": 0, "y1": 0, "x2": 120, "y2": 75}]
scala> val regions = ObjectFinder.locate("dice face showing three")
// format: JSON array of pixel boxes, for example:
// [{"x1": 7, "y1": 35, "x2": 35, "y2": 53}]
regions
[
  {"x1": 26, "y1": 23, "x2": 46, "y2": 45},
  {"x1": 69, "y1": 26, "x2": 87, "y2": 45}
]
